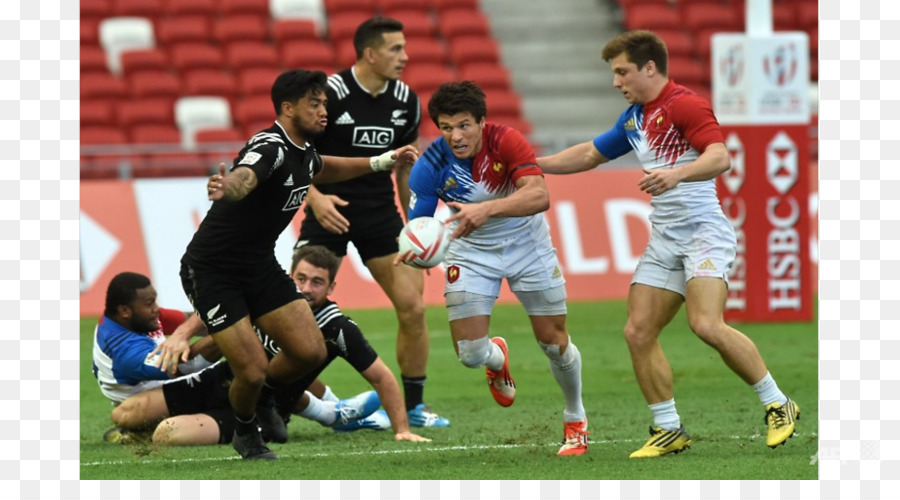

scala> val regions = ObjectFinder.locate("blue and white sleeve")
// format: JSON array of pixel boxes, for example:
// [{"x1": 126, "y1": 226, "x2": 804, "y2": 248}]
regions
[
  {"x1": 407, "y1": 155, "x2": 440, "y2": 220},
  {"x1": 112, "y1": 337, "x2": 171, "y2": 385},
  {"x1": 592, "y1": 109, "x2": 634, "y2": 161}
]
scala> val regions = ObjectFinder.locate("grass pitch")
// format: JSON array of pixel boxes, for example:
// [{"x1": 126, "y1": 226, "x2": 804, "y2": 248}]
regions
[{"x1": 80, "y1": 300, "x2": 817, "y2": 480}]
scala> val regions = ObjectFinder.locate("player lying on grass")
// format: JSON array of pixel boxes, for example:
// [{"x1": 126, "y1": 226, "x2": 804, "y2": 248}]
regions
[{"x1": 93, "y1": 271, "x2": 385, "y2": 445}]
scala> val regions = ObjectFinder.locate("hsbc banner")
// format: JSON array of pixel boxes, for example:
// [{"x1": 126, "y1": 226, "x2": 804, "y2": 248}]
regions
[{"x1": 713, "y1": 32, "x2": 813, "y2": 322}]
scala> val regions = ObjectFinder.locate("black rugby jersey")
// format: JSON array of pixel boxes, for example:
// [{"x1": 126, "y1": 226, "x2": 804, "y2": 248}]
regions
[
  {"x1": 309, "y1": 68, "x2": 421, "y2": 213},
  {"x1": 256, "y1": 299, "x2": 379, "y2": 391},
  {"x1": 185, "y1": 122, "x2": 323, "y2": 267}
]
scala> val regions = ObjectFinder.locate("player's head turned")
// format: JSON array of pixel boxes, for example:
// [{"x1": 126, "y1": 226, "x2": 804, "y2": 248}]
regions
[
  {"x1": 353, "y1": 16, "x2": 404, "y2": 60},
  {"x1": 271, "y1": 69, "x2": 328, "y2": 116},
  {"x1": 291, "y1": 245, "x2": 340, "y2": 284},
  {"x1": 601, "y1": 30, "x2": 669, "y2": 78},
  {"x1": 428, "y1": 80, "x2": 487, "y2": 126},
  {"x1": 104, "y1": 272, "x2": 151, "y2": 317}
]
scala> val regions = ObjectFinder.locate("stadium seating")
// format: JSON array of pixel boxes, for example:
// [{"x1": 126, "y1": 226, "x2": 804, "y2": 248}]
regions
[
  {"x1": 449, "y1": 36, "x2": 500, "y2": 66},
  {"x1": 387, "y1": 10, "x2": 437, "y2": 38},
  {"x1": 403, "y1": 63, "x2": 457, "y2": 95},
  {"x1": 117, "y1": 98, "x2": 176, "y2": 130},
  {"x1": 182, "y1": 69, "x2": 239, "y2": 100},
  {"x1": 433, "y1": 0, "x2": 478, "y2": 14},
  {"x1": 128, "y1": 72, "x2": 183, "y2": 100},
  {"x1": 221, "y1": 0, "x2": 271, "y2": 17},
  {"x1": 114, "y1": 0, "x2": 164, "y2": 20},
  {"x1": 130, "y1": 124, "x2": 183, "y2": 145},
  {"x1": 404, "y1": 36, "x2": 449, "y2": 65},
  {"x1": 378, "y1": 0, "x2": 433, "y2": 14},
  {"x1": 81, "y1": 73, "x2": 129, "y2": 101},
  {"x1": 680, "y1": 3, "x2": 743, "y2": 33},
  {"x1": 81, "y1": 19, "x2": 101, "y2": 47},
  {"x1": 458, "y1": 62, "x2": 511, "y2": 91},
  {"x1": 654, "y1": 30, "x2": 694, "y2": 58},
  {"x1": 119, "y1": 48, "x2": 169, "y2": 77},
  {"x1": 156, "y1": 16, "x2": 212, "y2": 46},
  {"x1": 213, "y1": 14, "x2": 269, "y2": 44},
  {"x1": 272, "y1": 18, "x2": 320, "y2": 46},
  {"x1": 232, "y1": 95, "x2": 276, "y2": 132},
  {"x1": 238, "y1": 68, "x2": 283, "y2": 97},
  {"x1": 323, "y1": 0, "x2": 376, "y2": 16},
  {"x1": 99, "y1": 17, "x2": 156, "y2": 75},
  {"x1": 81, "y1": 0, "x2": 113, "y2": 23},
  {"x1": 327, "y1": 12, "x2": 372, "y2": 42},
  {"x1": 169, "y1": 43, "x2": 226, "y2": 73},
  {"x1": 269, "y1": 0, "x2": 327, "y2": 35},
  {"x1": 81, "y1": 101, "x2": 117, "y2": 128},
  {"x1": 438, "y1": 10, "x2": 490, "y2": 41},
  {"x1": 164, "y1": 0, "x2": 217, "y2": 18},
  {"x1": 196, "y1": 127, "x2": 244, "y2": 144},
  {"x1": 623, "y1": 4, "x2": 680, "y2": 31},
  {"x1": 282, "y1": 40, "x2": 337, "y2": 73},
  {"x1": 226, "y1": 41, "x2": 280, "y2": 71},
  {"x1": 81, "y1": 46, "x2": 108, "y2": 75},
  {"x1": 175, "y1": 96, "x2": 234, "y2": 150},
  {"x1": 484, "y1": 90, "x2": 522, "y2": 119}
]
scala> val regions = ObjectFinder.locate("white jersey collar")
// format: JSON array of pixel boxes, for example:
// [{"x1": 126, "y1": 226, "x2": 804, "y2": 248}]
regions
[
  {"x1": 274, "y1": 120, "x2": 310, "y2": 150},
  {"x1": 350, "y1": 65, "x2": 389, "y2": 96}
]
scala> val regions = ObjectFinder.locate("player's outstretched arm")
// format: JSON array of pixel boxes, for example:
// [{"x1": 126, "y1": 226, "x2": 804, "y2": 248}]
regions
[
  {"x1": 305, "y1": 186, "x2": 350, "y2": 234},
  {"x1": 361, "y1": 358, "x2": 431, "y2": 442},
  {"x1": 151, "y1": 314, "x2": 205, "y2": 376},
  {"x1": 537, "y1": 141, "x2": 609, "y2": 174},
  {"x1": 315, "y1": 145, "x2": 419, "y2": 184},
  {"x1": 207, "y1": 163, "x2": 258, "y2": 202}
]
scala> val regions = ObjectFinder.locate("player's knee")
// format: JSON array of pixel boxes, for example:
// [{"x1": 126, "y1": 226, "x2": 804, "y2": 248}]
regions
[
  {"x1": 112, "y1": 398, "x2": 144, "y2": 428},
  {"x1": 688, "y1": 316, "x2": 724, "y2": 346},
  {"x1": 623, "y1": 320, "x2": 654, "y2": 349},
  {"x1": 538, "y1": 338, "x2": 579, "y2": 370},
  {"x1": 457, "y1": 336, "x2": 492, "y2": 369},
  {"x1": 151, "y1": 419, "x2": 176, "y2": 445}
]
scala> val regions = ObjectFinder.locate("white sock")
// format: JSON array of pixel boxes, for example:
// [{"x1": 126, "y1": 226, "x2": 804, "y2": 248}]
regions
[
  {"x1": 485, "y1": 340, "x2": 505, "y2": 372},
  {"x1": 753, "y1": 372, "x2": 788, "y2": 406},
  {"x1": 649, "y1": 399, "x2": 681, "y2": 431},
  {"x1": 297, "y1": 392, "x2": 337, "y2": 426},
  {"x1": 322, "y1": 385, "x2": 339, "y2": 403},
  {"x1": 543, "y1": 339, "x2": 586, "y2": 422}
]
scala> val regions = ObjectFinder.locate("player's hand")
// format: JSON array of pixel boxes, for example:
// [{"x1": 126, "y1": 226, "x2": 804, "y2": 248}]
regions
[
  {"x1": 445, "y1": 201, "x2": 489, "y2": 239},
  {"x1": 392, "y1": 145, "x2": 419, "y2": 169},
  {"x1": 208, "y1": 163, "x2": 227, "y2": 201},
  {"x1": 150, "y1": 337, "x2": 191, "y2": 376},
  {"x1": 309, "y1": 191, "x2": 350, "y2": 234},
  {"x1": 394, "y1": 431, "x2": 432, "y2": 442},
  {"x1": 639, "y1": 168, "x2": 682, "y2": 197}
]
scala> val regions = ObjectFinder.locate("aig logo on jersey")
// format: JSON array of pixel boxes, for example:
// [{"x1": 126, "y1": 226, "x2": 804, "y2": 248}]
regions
[
  {"x1": 353, "y1": 126, "x2": 394, "y2": 148},
  {"x1": 283, "y1": 186, "x2": 309, "y2": 211}
]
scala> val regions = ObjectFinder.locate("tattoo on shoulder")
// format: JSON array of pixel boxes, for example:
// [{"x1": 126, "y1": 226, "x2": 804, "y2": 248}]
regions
[{"x1": 225, "y1": 168, "x2": 258, "y2": 200}]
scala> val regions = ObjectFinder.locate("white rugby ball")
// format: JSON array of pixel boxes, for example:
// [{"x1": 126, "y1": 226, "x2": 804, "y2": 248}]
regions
[{"x1": 398, "y1": 216, "x2": 450, "y2": 269}]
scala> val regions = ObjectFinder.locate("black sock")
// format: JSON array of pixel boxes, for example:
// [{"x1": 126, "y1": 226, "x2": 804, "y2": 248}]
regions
[
  {"x1": 402, "y1": 375, "x2": 426, "y2": 411},
  {"x1": 234, "y1": 413, "x2": 258, "y2": 435}
]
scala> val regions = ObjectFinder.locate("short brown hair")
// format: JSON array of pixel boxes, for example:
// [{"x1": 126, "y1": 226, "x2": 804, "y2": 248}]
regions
[
  {"x1": 291, "y1": 245, "x2": 341, "y2": 282},
  {"x1": 601, "y1": 30, "x2": 668, "y2": 76},
  {"x1": 427, "y1": 80, "x2": 487, "y2": 126},
  {"x1": 353, "y1": 16, "x2": 404, "y2": 60}
]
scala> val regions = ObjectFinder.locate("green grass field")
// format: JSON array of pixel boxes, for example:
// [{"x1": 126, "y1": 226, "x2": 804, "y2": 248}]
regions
[{"x1": 80, "y1": 300, "x2": 817, "y2": 480}]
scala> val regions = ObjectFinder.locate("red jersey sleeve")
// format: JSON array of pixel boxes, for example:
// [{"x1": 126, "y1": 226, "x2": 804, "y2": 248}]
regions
[
  {"x1": 495, "y1": 124, "x2": 543, "y2": 183},
  {"x1": 670, "y1": 94, "x2": 725, "y2": 153},
  {"x1": 158, "y1": 308, "x2": 187, "y2": 335}
]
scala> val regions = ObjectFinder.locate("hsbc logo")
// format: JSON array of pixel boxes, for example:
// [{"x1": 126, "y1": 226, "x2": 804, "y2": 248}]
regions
[
  {"x1": 719, "y1": 44, "x2": 744, "y2": 87},
  {"x1": 723, "y1": 133, "x2": 745, "y2": 194},
  {"x1": 766, "y1": 132, "x2": 797, "y2": 194},
  {"x1": 353, "y1": 126, "x2": 394, "y2": 148},
  {"x1": 763, "y1": 43, "x2": 798, "y2": 87}
]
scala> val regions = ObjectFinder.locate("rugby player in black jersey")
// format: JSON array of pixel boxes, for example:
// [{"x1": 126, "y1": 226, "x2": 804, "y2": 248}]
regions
[
  {"x1": 296, "y1": 16, "x2": 449, "y2": 428},
  {"x1": 154, "y1": 69, "x2": 418, "y2": 460}
]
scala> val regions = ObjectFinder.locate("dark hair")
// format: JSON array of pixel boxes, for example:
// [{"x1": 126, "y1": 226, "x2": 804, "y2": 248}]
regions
[
  {"x1": 104, "y1": 272, "x2": 151, "y2": 317},
  {"x1": 601, "y1": 30, "x2": 668, "y2": 77},
  {"x1": 291, "y1": 245, "x2": 341, "y2": 282},
  {"x1": 271, "y1": 69, "x2": 328, "y2": 115},
  {"x1": 353, "y1": 16, "x2": 404, "y2": 60},
  {"x1": 427, "y1": 80, "x2": 487, "y2": 126}
]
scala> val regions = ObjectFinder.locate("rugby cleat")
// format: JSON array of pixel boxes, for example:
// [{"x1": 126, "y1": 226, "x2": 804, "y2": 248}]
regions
[
  {"x1": 257, "y1": 393, "x2": 289, "y2": 444},
  {"x1": 102, "y1": 426, "x2": 149, "y2": 445},
  {"x1": 332, "y1": 390, "x2": 382, "y2": 427},
  {"x1": 485, "y1": 337, "x2": 516, "y2": 407},
  {"x1": 765, "y1": 398, "x2": 800, "y2": 448},
  {"x1": 557, "y1": 420, "x2": 589, "y2": 456},
  {"x1": 629, "y1": 425, "x2": 692, "y2": 458},
  {"x1": 333, "y1": 409, "x2": 392, "y2": 432},
  {"x1": 407, "y1": 403, "x2": 450, "y2": 427},
  {"x1": 232, "y1": 429, "x2": 278, "y2": 461}
]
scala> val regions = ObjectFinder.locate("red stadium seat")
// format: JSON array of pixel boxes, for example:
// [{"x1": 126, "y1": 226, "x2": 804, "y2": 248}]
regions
[
  {"x1": 681, "y1": 4, "x2": 743, "y2": 33},
  {"x1": 282, "y1": 40, "x2": 337, "y2": 72},
  {"x1": 164, "y1": 0, "x2": 216, "y2": 18},
  {"x1": 81, "y1": 0, "x2": 113, "y2": 22},
  {"x1": 169, "y1": 43, "x2": 226, "y2": 73},
  {"x1": 81, "y1": 46, "x2": 108, "y2": 75},
  {"x1": 81, "y1": 100, "x2": 117, "y2": 128},
  {"x1": 808, "y1": 27, "x2": 818, "y2": 58},
  {"x1": 418, "y1": 118, "x2": 440, "y2": 142},
  {"x1": 233, "y1": 95, "x2": 277, "y2": 129},
  {"x1": 449, "y1": 36, "x2": 500, "y2": 67},
  {"x1": 327, "y1": 12, "x2": 371, "y2": 42},
  {"x1": 623, "y1": 4, "x2": 680, "y2": 31},
  {"x1": 81, "y1": 126, "x2": 128, "y2": 145},
  {"x1": 490, "y1": 115, "x2": 532, "y2": 136},
  {"x1": 433, "y1": 0, "x2": 477, "y2": 14},
  {"x1": 81, "y1": 19, "x2": 100, "y2": 47},
  {"x1": 403, "y1": 64, "x2": 457, "y2": 95},
  {"x1": 438, "y1": 10, "x2": 490, "y2": 41},
  {"x1": 387, "y1": 10, "x2": 437, "y2": 38},
  {"x1": 128, "y1": 71, "x2": 182, "y2": 99},
  {"x1": 798, "y1": 2, "x2": 818, "y2": 31},
  {"x1": 182, "y1": 70, "x2": 239, "y2": 99},
  {"x1": 130, "y1": 124, "x2": 183, "y2": 144},
  {"x1": 238, "y1": 68, "x2": 282, "y2": 96},
  {"x1": 323, "y1": 0, "x2": 376, "y2": 15},
  {"x1": 773, "y1": 4, "x2": 797, "y2": 31},
  {"x1": 213, "y1": 15, "x2": 269, "y2": 44},
  {"x1": 196, "y1": 127, "x2": 244, "y2": 144},
  {"x1": 113, "y1": 0, "x2": 163, "y2": 20},
  {"x1": 81, "y1": 74, "x2": 128, "y2": 100},
  {"x1": 272, "y1": 19, "x2": 320, "y2": 47},
  {"x1": 405, "y1": 36, "x2": 449, "y2": 65},
  {"x1": 220, "y1": 0, "x2": 270, "y2": 17},
  {"x1": 654, "y1": 29, "x2": 694, "y2": 58},
  {"x1": 119, "y1": 48, "x2": 169, "y2": 77},
  {"x1": 117, "y1": 99, "x2": 176, "y2": 129},
  {"x1": 335, "y1": 40, "x2": 358, "y2": 69},
  {"x1": 668, "y1": 56, "x2": 708, "y2": 88},
  {"x1": 378, "y1": 0, "x2": 433, "y2": 14},
  {"x1": 226, "y1": 41, "x2": 280, "y2": 71},
  {"x1": 244, "y1": 120, "x2": 277, "y2": 137},
  {"x1": 156, "y1": 16, "x2": 212, "y2": 46},
  {"x1": 484, "y1": 90, "x2": 522, "y2": 119},
  {"x1": 458, "y1": 62, "x2": 511, "y2": 91},
  {"x1": 694, "y1": 29, "x2": 719, "y2": 61}
]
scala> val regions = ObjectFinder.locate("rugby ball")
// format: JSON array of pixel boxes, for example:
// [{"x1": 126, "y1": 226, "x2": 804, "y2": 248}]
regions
[{"x1": 398, "y1": 217, "x2": 450, "y2": 269}]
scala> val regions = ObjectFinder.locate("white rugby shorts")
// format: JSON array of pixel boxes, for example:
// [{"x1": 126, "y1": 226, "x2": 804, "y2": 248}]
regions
[{"x1": 632, "y1": 211, "x2": 737, "y2": 296}]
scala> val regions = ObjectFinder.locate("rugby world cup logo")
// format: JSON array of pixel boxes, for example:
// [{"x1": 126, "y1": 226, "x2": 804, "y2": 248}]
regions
[
  {"x1": 763, "y1": 43, "x2": 798, "y2": 87},
  {"x1": 719, "y1": 44, "x2": 744, "y2": 87}
]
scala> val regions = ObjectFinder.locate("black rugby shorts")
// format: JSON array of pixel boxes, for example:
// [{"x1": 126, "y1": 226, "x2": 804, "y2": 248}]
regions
[
  {"x1": 297, "y1": 207, "x2": 404, "y2": 262},
  {"x1": 161, "y1": 362, "x2": 235, "y2": 444}
]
